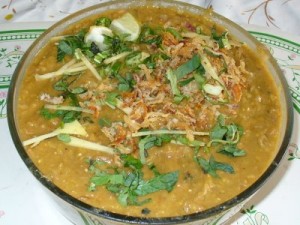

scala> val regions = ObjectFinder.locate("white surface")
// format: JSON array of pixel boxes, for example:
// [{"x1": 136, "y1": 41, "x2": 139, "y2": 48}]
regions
[{"x1": 0, "y1": 0, "x2": 300, "y2": 35}]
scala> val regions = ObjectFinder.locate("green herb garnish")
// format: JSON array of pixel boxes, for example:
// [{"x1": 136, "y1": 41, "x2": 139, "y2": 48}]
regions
[
  {"x1": 98, "y1": 118, "x2": 112, "y2": 128},
  {"x1": 211, "y1": 26, "x2": 231, "y2": 49},
  {"x1": 88, "y1": 156, "x2": 178, "y2": 206},
  {"x1": 95, "y1": 17, "x2": 112, "y2": 27},
  {"x1": 174, "y1": 54, "x2": 201, "y2": 79},
  {"x1": 57, "y1": 133, "x2": 71, "y2": 143},
  {"x1": 57, "y1": 30, "x2": 87, "y2": 61},
  {"x1": 139, "y1": 25, "x2": 162, "y2": 46},
  {"x1": 195, "y1": 155, "x2": 234, "y2": 178},
  {"x1": 138, "y1": 134, "x2": 172, "y2": 164},
  {"x1": 105, "y1": 92, "x2": 119, "y2": 107}
]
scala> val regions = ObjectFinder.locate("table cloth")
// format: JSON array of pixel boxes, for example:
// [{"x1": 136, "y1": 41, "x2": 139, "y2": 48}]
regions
[{"x1": 1, "y1": 1, "x2": 300, "y2": 225}]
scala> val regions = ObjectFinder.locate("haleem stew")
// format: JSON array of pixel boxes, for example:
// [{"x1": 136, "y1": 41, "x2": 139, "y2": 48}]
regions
[{"x1": 17, "y1": 7, "x2": 281, "y2": 217}]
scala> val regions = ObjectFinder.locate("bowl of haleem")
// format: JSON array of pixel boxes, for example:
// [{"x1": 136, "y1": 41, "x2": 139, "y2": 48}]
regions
[{"x1": 7, "y1": 0, "x2": 293, "y2": 224}]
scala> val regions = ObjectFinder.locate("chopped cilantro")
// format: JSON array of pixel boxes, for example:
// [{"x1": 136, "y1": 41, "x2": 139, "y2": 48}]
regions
[
  {"x1": 40, "y1": 107, "x2": 80, "y2": 123},
  {"x1": 139, "y1": 25, "x2": 162, "y2": 46},
  {"x1": 143, "y1": 53, "x2": 170, "y2": 69},
  {"x1": 117, "y1": 73, "x2": 135, "y2": 92},
  {"x1": 57, "y1": 30, "x2": 87, "y2": 61},
  {"x1": 95, "y1": 17, "x2": 112, "y2": 27},
  {"x1": 53, "y1": 78, "x2": 69, "y2": 92}
]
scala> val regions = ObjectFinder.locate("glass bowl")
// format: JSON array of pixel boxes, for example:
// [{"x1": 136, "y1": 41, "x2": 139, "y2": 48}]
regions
[{"x1": 7, "y1": 0, "x2": 294, "y2": 224}]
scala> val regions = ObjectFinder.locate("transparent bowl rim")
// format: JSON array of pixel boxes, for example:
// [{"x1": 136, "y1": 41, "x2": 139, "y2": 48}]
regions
[{"x1": 7, "y1": 0, "x2": 294, "y2": 224}]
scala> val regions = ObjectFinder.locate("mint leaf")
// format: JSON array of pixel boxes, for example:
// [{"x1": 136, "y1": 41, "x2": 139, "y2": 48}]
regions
[
  {"x1": 69, "y1": 87, "x2": 87, "y2": 94},
  {"x1": 95, "y1": 17, "x2": 111, "y2": 27},
  {"x1": 138, "y1": 134, "x2": 172, "y2": 164},
  {"x1": 166, "y1": 69, "x2": 180, "y2": 96},
  {"x1": 88, "y1": 157, "x2": 178, "y2": 206},
  {"x1": 218, "y1": 144, "x2": 246, "y2": 157},
  {"x1": 57, "y1": 133, "x2": 71, "y2": 143},
  {"x1": 105, "y1": 92, "x2": 119, "y2": 107},
  {"x1": 174, "y1": 54, "x2": 201, "y2": 79},
  {"x1": 210, "y1": 115, "x2": 244, "y2": 144},
  {"x1": 57, "y1": 33, "x2": 85, "y2": 61},
  {"x1": 195, "y1": 155, "x2": 234, "y2": 178},
  {"x1": 98, "y1": 118, "x2": 112, "y2": 127},
  {"x1": 139, "y1": 25, "x2": 162, "y2": 46},
  {"x1": 121, "y1": 154, "x2": 143, "y2": 170},
  {"x1": 135, "y1": 171, "x2": 179, "y2": 196},
  {"x1": 210, "y1": 123, "x2": 228, "y2": 140}
]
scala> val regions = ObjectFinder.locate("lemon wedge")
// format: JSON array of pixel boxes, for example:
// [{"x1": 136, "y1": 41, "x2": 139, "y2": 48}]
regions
[
  {"x1": 110, "y1": 13, "x2": 140, "y2": 41},
  {"x1": 84, "y1": 26, "x2": 113, "y2": 51}
]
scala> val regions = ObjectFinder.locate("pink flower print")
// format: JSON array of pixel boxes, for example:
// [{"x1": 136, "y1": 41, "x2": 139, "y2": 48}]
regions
[
  {"x1": 288, "y1": 53, "x2": 297, "y2": 60},
  {"x1": 0, "y1": 91, "x2": 7, "y2": 99},
  {"x1": 14, "y1": 45, "x2": 21, "y2": 51},
  {"x1": 0, "y1": 210, "x2": 5, "y2": 218}
]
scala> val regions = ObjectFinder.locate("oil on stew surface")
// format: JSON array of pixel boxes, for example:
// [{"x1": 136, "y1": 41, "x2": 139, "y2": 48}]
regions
[{"x1": 17, "y1": 6, "x2": 281, "y2": 218}]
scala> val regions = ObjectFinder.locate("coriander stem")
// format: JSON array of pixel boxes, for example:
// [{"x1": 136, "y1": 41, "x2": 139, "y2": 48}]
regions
[{"x1": 132, "y1": 130, "x2": 209, "y2": 137}]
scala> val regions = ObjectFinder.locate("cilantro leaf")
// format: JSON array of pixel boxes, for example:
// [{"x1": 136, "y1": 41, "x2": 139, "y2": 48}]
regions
[
  {"x1": 61, "y1": 110, "x2": 81, "y2": 123},
  {"x1": 95, "y1": 17, "x2": 112, "y2": 27},
  {"x1": 104, "y1": 35, "x2": 130, "y2": 54},
  {"x1": 53, "y1": 78, "x2": 69, "y2": 92},
  {"x1": 117, "y1": 73, "x2": 135, "y2": 92},
  {"x1": 139, "y1": 25, "x2": 162, "y2": 46},
  {"x1": 57, "y1": 33, "x2": 86, "y2": 61}
]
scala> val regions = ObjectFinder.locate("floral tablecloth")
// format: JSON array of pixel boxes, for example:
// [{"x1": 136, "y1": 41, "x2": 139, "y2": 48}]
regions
[{"x1": 1, "y1": 1, "x2": 300, "y2": 225}]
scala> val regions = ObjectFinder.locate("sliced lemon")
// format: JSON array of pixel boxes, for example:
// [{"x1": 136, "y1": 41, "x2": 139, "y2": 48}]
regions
[
  {"x1": 110, "y1": 13, "x2": 141, "y2": 42},
  {"x1": 84, "y1": 26, "x2": 113, "y2": 51}
]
